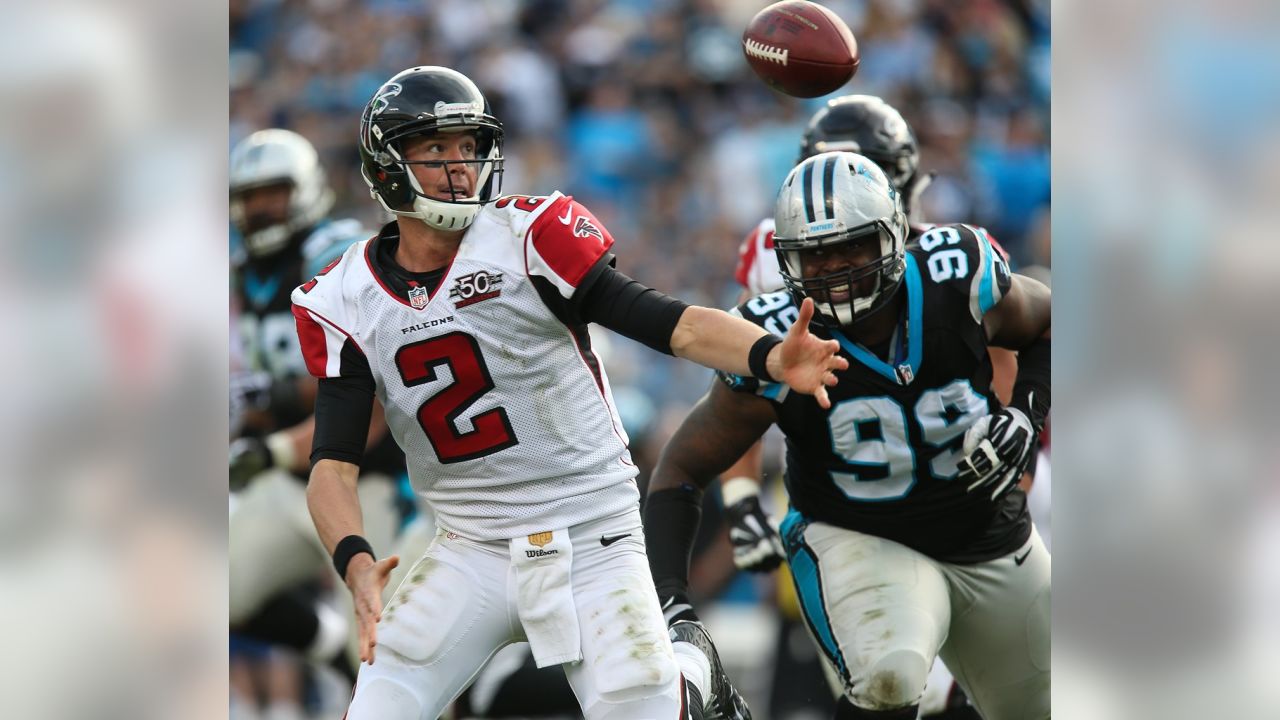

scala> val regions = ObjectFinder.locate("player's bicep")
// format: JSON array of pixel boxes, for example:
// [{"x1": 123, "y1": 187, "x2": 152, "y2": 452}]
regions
[
  {"x1": 986, "y1": 273, "x2": 1051, "y2": 348},
  {"x1": 311, "y1": 372, "x2": 376, "y2": 467},
  {"x1": 653, "y1": 381, "x2": 777, "y2": 489}
]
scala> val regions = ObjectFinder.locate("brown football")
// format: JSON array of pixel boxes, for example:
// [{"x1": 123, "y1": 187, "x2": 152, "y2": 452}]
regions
[{"x1": 742, "y1": 1, "x2": 859, "y2": 98}]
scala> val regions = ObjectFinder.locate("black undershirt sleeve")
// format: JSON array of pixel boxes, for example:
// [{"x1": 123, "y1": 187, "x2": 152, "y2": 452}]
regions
[
  {"x1": 573, "y1": 259, "x2": 689, "y2": 355},
  {"x1": 311, "y1": 338, "x2": 375, "y2": 467}
]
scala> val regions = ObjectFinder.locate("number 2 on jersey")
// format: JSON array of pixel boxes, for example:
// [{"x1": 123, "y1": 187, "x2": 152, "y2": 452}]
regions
[{"x1": 394, "y1": 332, "x2": 519, "y2": 464}]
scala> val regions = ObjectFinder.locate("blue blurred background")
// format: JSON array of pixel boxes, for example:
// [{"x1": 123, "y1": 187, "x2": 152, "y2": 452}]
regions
[{"x1": 230, "y1": 0, "x2": 1050, "y2": 439}]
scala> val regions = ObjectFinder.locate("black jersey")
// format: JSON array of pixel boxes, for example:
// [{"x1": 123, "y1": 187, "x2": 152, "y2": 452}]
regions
[
  {"x1": 234, "y1": 219, "x2": 367, "y2": 392},
  {"x1": 721, "y1": 224, "x2": 1028, "y2": 563},
  {"x1": 234, "y1": 218, "x2": 406, "y2": 477}
]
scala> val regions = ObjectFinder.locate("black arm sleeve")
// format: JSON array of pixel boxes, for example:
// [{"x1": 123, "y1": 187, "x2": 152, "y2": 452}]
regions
[
  {"x1": 311, "y1": 339, "x2": 375, "y2": 467},
  {"x1": 573, "y1": 260, "x2": 690, "y2": 355},
  {"x1": 643, "y1": 485, "x2": 705, "y2": 599},
  {"x1": 1010, "y1": 336, "x2": 1050, "y2": 431}
]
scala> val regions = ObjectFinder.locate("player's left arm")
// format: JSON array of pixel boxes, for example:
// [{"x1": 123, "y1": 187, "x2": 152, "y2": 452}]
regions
[
  {"x1": 643, "y1": 380, "x2": 779, "y2": 622},
  {"x1": 959, "y1": 274, "x2": 1051, "y2": 498},
  {"x1": 530, "y1": 195, "x2": 847, "y2": 407}
]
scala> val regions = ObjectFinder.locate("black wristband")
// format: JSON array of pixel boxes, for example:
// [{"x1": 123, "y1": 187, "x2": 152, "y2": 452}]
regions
[
  {"x1": 748, "y1": 334, "x2": 783, "y2": 384},
  {"x1": 643, "y1": 486, "x2": 704, "y2": 598},
  {"x1": 332, "y1": 535, "x2": 375, "y2": 581}
]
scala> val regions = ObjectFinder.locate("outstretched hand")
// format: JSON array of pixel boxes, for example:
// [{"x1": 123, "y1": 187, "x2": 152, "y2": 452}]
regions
[
  {"x1": 771, "y1": 298, "x2": 848, "y2": 409},
  {"x1": 345, "y1": 554, "x2": 400, "y2": 664}
]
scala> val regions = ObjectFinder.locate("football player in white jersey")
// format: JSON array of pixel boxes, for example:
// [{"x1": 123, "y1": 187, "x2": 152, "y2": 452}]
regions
[
  {"x1": 228, "y1": 128, "x2": 406, "y2": 679},
  {"x1": 290, "y1": 65, "x2": 850, "y2": 720}
]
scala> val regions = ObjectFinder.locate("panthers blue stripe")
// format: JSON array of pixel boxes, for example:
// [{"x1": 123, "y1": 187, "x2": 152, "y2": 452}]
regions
[
  {"x1": 978, "y1": 230, "x2": 998, "y2": 314},
  {"x1": 904, "y1": 253, "x2": 923, "y2": 373},
  {"x1": 831, "y1": 254, "x2": 924, "y2": 385},
  {"x1": 780, "y1": 509, "x2": 847, "y2": 679}
]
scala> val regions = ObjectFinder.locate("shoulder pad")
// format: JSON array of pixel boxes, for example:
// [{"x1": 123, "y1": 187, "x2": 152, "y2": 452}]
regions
[
  {"x1": 301, "y1": 219, "x2": 371, "y2": 280},
  {"x1": 912, "y1": 224, "x2": 1012, "y2": 323},
  {"x1": 290, "y1": 241, "x2": 364, "y2": 378},
  {"x1": 523, "y1": 193, "x2": 614, "y2": 298}
]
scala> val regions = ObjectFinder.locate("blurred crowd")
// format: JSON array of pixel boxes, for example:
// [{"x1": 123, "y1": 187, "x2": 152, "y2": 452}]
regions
[{"x1": 231, "y1": 0, "x2": 1050, "y2": 453}]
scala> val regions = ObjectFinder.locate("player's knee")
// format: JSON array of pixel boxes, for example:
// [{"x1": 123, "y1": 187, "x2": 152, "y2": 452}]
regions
[
  {"x1": 347, "y1": 677, "x2": 425, "y2": 720},
  {"x1": 587, "y1": 669, "x2": 683, "y2": 718},
  {"x1": 853, "y1": 649, "x2": 930, "y2": 710}
]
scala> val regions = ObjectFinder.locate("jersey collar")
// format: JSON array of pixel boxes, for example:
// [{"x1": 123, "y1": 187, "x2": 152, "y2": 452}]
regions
[{"x1": 830, "y1": 253, "x2": 923, "y2": 386}]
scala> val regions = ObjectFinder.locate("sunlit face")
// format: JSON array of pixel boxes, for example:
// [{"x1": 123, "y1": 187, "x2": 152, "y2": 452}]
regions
[
  {"x1": 798, "y1": 232, "x2": 882, "y2": 303},
  {"x1": 401, "y1": 131, "x2": 479, "y2": 201},
  {"x1": 234, "y1": 182, "x2": 292, "y2": 233}
]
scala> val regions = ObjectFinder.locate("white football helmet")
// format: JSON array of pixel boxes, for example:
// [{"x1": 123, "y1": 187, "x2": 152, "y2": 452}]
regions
[
  {"x1": 773, "y1": 151, "x2": 908, "y2": 326},
  {"x1": 229, "y1": 129, "x2": 334, "y2": 257}
]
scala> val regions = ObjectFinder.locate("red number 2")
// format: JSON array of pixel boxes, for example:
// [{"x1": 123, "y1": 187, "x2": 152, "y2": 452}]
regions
[{"x1": 394, "y1": 332, "x2": 518, "y2": 463}]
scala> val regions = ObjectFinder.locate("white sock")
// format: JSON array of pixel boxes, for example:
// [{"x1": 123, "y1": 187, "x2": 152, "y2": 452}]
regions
[
  {"x1": 672, "y1": 640, "x2": 712, "y2": 703},
  {"x1": 305, "y1": 600, "x2": 348, "y2": 663},
  {"x1": 262, "y1": 701, "x2": 304, "y2": 720}
]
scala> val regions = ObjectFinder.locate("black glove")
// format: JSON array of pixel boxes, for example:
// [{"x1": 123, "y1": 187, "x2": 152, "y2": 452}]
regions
[
  {"x1": 957, "y1": 407, "x2": 1035, "y2": 500},
  {"x1": 229, "y1": 436, "x2": 274, "y2": 490},
  {"x1": 722, "y1": 478, "x2": 785, "y2": 573}
]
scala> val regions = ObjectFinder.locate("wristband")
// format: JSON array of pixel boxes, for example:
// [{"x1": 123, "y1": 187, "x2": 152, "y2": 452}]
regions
[
  {"x1": 333, "y1": 534, "x2": 375, "y2": 581},
  {"x1": 748, "y1": 334, "x2": 783, "y2": 383}
]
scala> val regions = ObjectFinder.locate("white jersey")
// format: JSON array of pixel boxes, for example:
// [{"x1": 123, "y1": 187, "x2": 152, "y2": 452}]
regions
[
  {"x1": 733, "y1": 217, "x2": 783, "y2": 297},
  {"x1": 291, "y1": 192, "x2": 638, "y2": 540}
]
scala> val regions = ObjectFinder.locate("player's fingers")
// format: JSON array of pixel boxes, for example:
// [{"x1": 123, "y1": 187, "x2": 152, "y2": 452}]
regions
[
  {"x1": 989, "y1": 470, "x2": 1017, "y2": 500},
  {"x1": 823, "y1": 370, "x2": 838, "y2": 386},
  {"x1": 814, "y1": 385, "x2": 831, "y2": 410},
  {"x1": 359, "y1": 623, "x2": 371, "y2": 663},
  {"x1": 795, "y1": 297, "x2": 815, "y2": 330},
  {"x1": 829, "y1": 352, "x2": 849, "y2": 371}
]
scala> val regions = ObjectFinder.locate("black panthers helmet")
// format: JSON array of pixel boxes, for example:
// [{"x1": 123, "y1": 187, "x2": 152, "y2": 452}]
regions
[
  {"x1": 798, "y1": 95, "x2": 925, "y2": 216},
  {"x1": 359, "y1": 66, "x2": 504, "y2": 231}
]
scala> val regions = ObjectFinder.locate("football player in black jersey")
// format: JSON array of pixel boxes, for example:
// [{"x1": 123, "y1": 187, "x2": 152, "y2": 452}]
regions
[
  {"x1": 228, "y1": 128, "x2": 407, "y2": 682},
  {"x1": 645, "y1": 152, "x2": 1050, "y2": 720}
]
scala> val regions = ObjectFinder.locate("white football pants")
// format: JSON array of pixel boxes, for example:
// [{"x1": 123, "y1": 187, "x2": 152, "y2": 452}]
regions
[
  {"x1": 780, "y1": 511, "x2": 1050, "y2": 720},
  {"x1": 346, "y1": 507, "x2": 690, "y2": 720}
]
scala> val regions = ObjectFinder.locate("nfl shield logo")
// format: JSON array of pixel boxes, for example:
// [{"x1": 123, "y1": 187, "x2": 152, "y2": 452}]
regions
[
  {"x1": 408, "y1": 284, "x2": 428, "y2": 310},
  {"x1": 896, "y1": 364, "x2": 914, "y2": 385},
  {"x1": 528, "y1": 531, "x2": 553, "y2": 548}
]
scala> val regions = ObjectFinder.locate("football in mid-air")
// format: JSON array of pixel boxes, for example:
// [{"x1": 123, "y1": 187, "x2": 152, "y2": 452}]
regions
[{"x1": 742, "y1": 1, "x2": 859, "y2": 98}]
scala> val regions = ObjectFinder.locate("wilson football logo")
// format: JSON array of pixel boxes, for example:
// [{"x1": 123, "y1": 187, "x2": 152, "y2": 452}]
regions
[{"x1": 449, "y1": 271, "x2": 503, "y2": 308}]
